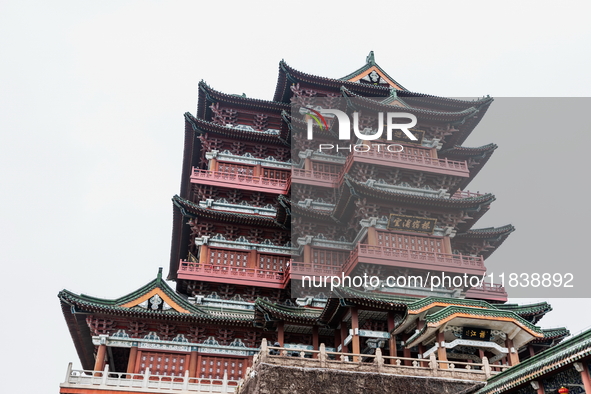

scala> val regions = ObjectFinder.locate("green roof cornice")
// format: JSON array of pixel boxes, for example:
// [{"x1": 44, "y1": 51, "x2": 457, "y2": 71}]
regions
[{"x1": 477, "y1": 329, "x2": 589, "y2": 394}]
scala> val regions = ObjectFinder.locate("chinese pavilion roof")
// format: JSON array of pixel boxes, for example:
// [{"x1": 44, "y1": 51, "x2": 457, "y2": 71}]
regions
[
  {"x1": 184, "y1": 112, "x2": 289, "y2": 145},
  {"x1": 59, "y1": 268, "x2": 253, "y2": 324},
  {"x1": 172, "y1": 195, "x2": 288, "y2": 228},
  {"x1": 197, "y1": 81, "x2": 289, "y2": 120},
  {"x1": 494, "y1": 301, "x2": 552, "y2": 325},
  {"x1": 339, "y1": 51, "x2": 407, "y2": 90},
  {"x1": 59, "y1": 268, "x2": 255, "y2": 369},
  {"x1": 254, "y1": 298, "x2": 322, "y2": 328},
  {"x1": 440, "y1": 144, "x2": 498, "y2": 190},
  {"x1": 341, "y1": 86, "x2": 482, "y2": 122},
  {"x1": 331, "y1": 176, "x2": 495, "y2": 229},
  {"x1": 403, "y1": 304, "x2": 544, "y2": 349},
  {"x1": 274, "y1": 60, "x2": 391, "y2": 103},
  {"x1": 454, "y1": 225, "x2": 516, "y2": 260},
  {"x1": 477, "y1": 328, "x2": 587, "y2": 394}
]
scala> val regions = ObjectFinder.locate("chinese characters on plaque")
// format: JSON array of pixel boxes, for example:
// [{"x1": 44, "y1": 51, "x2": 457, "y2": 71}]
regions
[
  {"x1": 379, "y1": 128, "x2": 424, "y2": 144},
  {"x1": 387, "y1": 214, "x2": 437, "y2": 235},
  {"x1": 461, "y1": 327, "x2": 491, "y2": 342}
]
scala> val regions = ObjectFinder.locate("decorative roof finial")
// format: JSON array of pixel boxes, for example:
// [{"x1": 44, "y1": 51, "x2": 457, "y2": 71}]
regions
[
  {"x1": 366, "y1": 51, "x2": 376, "y2": 65},
  {"x1": 157, "y1": 267, "x2": 163, "y2": 282}
]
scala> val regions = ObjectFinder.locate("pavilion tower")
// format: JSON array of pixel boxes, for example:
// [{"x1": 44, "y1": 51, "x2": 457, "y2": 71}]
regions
[{"x1": 58, "y1": 53, "x2": 569, "y2": 393}]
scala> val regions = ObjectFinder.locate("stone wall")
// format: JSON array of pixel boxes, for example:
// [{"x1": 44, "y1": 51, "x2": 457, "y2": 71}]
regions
[{"x1": 238, "y1": 361, "x2": 485, "y2": 394}]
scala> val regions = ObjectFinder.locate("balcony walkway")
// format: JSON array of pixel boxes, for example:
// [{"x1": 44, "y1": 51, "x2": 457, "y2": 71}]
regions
[
  {"x1": 60, "y1": 363, "x2": 238, "y2": 393},
  {"x1": 190, "y1": 168, "x2": 290, "y2": 194},
  {"x1": 343, "y1": 244, "x2": 485, "y2": 276}
]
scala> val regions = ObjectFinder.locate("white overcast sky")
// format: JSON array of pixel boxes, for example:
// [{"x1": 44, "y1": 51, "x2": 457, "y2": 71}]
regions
[{"x1": 1, "y1": 1, "x2": 590, "y2": 392}]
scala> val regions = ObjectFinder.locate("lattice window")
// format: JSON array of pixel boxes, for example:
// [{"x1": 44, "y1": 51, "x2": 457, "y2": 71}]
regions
[
  {"x1": 138, "y1": 351, "x2": 188, "y2": 377},
  {"x1": 262, "y1": 168, "x2": 289, "y2": 180},
  {"x1": 200, "y1": 356, "x2": 245, "y2": 380},
  {"x1": 376, "y1": 232, "x2": 443, "y2": 253},
  {"x1": 208, "y1": 248, "x2": 249, "y2": 267},
  {"x1": 217, "y1": 162, "x2": 254, "y2": 176},
  {"x1": 312, "y1": 249, "x2": 348, "y2": 267},
  {"x1": 258, "y1": 254, "x2": 289, "y2": 271}
]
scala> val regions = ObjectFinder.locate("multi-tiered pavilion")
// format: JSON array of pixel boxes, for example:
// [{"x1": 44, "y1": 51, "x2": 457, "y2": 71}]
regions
[{"x1": 58, "y1": 53, "x2": 570, "y2": 393}]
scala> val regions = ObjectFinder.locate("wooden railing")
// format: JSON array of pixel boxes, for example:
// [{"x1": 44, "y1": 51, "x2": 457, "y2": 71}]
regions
[
  {"x1": 342, "y1": 244, "x2": 485, "y2": 276},
  {"x1": 190, "y1": 168, "x2": 290, "y2": 193},
  {"x1": 60, "y1": 363, "x2": 238, "y2": 393},
  {"x1": 340, "y1": 150, "x2": 469, "y2": 182},
  {"x1": 291, "y1": 169, "x2": 339, "y2": 187},
  {"x1": 178, "y1": 261, "x2": 290, "y2": 288}
]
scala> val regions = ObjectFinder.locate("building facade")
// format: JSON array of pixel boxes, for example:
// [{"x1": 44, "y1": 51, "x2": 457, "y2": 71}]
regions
[{"x1": 58, "y1": 53, "x2": 573, "y2": 394}]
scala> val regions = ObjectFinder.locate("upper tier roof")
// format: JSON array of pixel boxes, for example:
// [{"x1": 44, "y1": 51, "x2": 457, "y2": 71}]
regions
[
  {"x1": 339, "y1": 51, "x2": 407, "y2": 90},
  {"x1": 197, "y1": 81, "x2": 289, "y2": 121}
]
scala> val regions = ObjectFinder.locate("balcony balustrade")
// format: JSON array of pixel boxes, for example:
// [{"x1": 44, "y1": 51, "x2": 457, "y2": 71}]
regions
[
  {"x1": 190, "y1": 168, "x2": 290, "y2": 194},
  {"x1": 340, "y1": 150, "x2": 470, "y2": 182},
  {"x1": 342, "y1": 244, "x2": 485, "y2": 276},
  {"x1": 60, "y1": 363, "x2": 237, "y2": 393},
  {"x1": 465, "y1": 282, "x2": 508, "y2": 302},
  {"x1": 291, "y1": 169, "x2": 339, "y2": 187},
  {"x1": 290, "y1": 262, "x2": 344, "y2": 278},
  {"x1": 178, "y1": 261, "x2": 290, "y2": 289}
]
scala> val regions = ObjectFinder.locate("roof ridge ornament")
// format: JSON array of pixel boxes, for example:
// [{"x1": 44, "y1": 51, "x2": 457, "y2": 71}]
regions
[{"x1": 366, "y1": 50, "x2": 376, "y2": 65}]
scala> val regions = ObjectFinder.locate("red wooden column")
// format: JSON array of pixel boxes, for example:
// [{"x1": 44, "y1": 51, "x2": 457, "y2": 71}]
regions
[
  {"x1": 576, "y1": 362, "x2": 591, "y2": 393},
  {"x1": 199, "y1": 245, "x2": 209, "y2": 264},
  {"x1": 436, "y1": 331, "x2": 448, "y2": 369},
  {"x1": 340, "y1": 322, "x2": 349, "y2": 353},
  {"x1": 367, "y1": 227, "x2": 378, "y2": 245},
  {"x1": 387, "y1": 312, "x2": 397, "y2": 364},
  {"x1": 196, "y1": 354, "x2": 202, "y2": 378},
  {"x1": 402, "y1": 333, "x2": 412, "y2": 366},
  {"x1": 351, "y1": 308, "x2": 361, "y2": 361},
  {"x1": 126, "y1": 344, "x2": 138, "y2": 374},
  {"x1": 505, "y1": 338, "x2": 520, "y2": 366},
  {"x1": 312, "y1": 326, "x2": 319, "y2": 358},
  {"x1": 334, "y1": 326, "x2": 342, "y2": 350},
  {"x1": 277, "y1": 322, "x2": 285, "y2": 346},
  {"x1": 94, "y1": 344, "x2": 107, "y2": 371},
  {"x1": 189, "y1": 349, "x2": 198, "y2": 378},
  {"x1": 249, "y1": 249, "x2": 258, "y2": 269}
]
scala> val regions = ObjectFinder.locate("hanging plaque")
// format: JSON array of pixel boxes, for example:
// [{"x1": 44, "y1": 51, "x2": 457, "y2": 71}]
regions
[
  {"x1": 387, "y1": 214, "x2": 437, "y2": 235},
  {"x1": 461, "y1": 327, "x2": 491, "y2": 342}
]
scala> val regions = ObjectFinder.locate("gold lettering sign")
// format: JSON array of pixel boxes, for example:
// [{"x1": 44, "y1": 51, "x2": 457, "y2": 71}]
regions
[
  {"x1": 379, "y1": 128, "x2": 424, "y2": 145},
  {"x1": 387, "y1": 214, "x2": 437, "y2": 234}
]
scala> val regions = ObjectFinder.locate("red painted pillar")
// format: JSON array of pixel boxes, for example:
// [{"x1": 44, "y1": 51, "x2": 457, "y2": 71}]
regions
[
  {"x1": 126, "y1": 345, "x2": 138, "y2": 374},
  {"x1": 188, "y1": 350, "x2": 198, "y2": 378},
  {"x1": 312, "y1": 325, "x2": 319, "y2": 358},
  {"x1": 94, "y1": 344, "x2": 107, "y2": 371},
  {"x1": 505, "y1": 338, "x2": 520, "y2": 366},
  {"x1": 577, "y1": 362, "x2": 591, "y2": 394},
  {"x1": 387, "y1": 312, "x2": 397, "y2": 363},
  {"x1": 340, "y1": 322, "x2": 349, "y2": 353},
  {"x1": 351, "y1": 308, "x2": 361, "y2": 361},
  {"x1": 277, "y1": 321, "x2": 285, "y2": 346},
  {"x1": 437, "y1": 331, "x2": 448, "y2": 369},
  {"x1": 402, "y1": 333, "x2": 412, "y2": 366}
]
